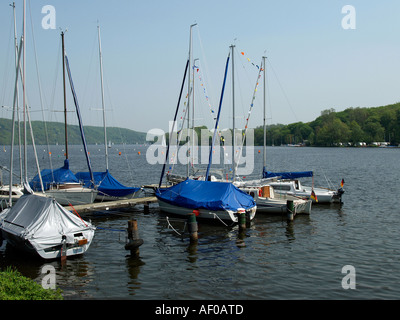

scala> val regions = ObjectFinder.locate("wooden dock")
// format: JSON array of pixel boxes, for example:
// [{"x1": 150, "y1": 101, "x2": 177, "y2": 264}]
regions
[{"x1": 65, "y1": 196, "x2": 157, "y2": 214}]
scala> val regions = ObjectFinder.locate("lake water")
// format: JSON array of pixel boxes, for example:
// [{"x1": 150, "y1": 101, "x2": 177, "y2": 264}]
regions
[{"x1": 1, "y1": 144, "x2": 399, "y2": 301}]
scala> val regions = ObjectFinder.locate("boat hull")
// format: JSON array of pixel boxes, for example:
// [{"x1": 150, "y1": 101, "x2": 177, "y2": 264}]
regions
[
  {"x1": 44, "y1": 187, "x2": 98, "y2": 206},
  {"x1": 157, "y1": 198, "x2": 256, "y2": 223},
  {"x1": 95, "y1": 188, "x2": 143, "y2": 202},
  {"x1": 254, "y1": 197, "x2": 311, "y2": 214},
  {"x1": 0, "y1": 228, "x2": 94, "y2": 259}
]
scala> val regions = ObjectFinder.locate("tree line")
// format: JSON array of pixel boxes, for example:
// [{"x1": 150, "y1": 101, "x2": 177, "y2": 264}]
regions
[
  {"x1": 0, "y1": 118, "x2": 147, "y2": 145},
  {"x1": 2, "y1": 101, "x2": 400, "y2": 147},
  {"x1": 253, "y1": 102, "x2": 400, "y2": 147}
]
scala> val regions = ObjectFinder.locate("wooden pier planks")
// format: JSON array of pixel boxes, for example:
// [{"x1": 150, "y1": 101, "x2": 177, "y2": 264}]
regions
[{"x1": 65, "y1": 196, "x2": 157, "y2": 214}]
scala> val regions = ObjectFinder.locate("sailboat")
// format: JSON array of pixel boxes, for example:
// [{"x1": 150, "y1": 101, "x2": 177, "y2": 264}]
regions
[
  {"x1": 234, "y1": 55, "x2": 342, "y2": 206},
  {"x1": 156, "y1": 28, "x2": 257, "y2": 224},
  {"x1": 0, "y1": 1, "x2": 95, "y2": 260},
  {"x1": 29, "y1": 31, "x2": 98, "y2": 206},
  {"x1": 75, "y1": 25, "x2": 142, "y2": 201},
  {"x1": 262, "y1": 171, "x2": 344, "y2": 204},
  {"x1": 228, "y1": 54, "x2": 312, "y2": 214},
  {"x1": 0, "y1": 193, "x2": 95, "y2": 259}
]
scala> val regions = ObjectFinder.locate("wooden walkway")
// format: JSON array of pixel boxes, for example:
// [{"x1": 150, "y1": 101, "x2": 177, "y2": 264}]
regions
[{"x1": 65, "y1": 196, "x2": 157, "y2": 214}]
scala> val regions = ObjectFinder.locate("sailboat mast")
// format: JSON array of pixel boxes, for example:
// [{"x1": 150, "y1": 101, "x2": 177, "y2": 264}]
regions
[
  {"x1": 22, "y1": 0, "x2": 27, "y2": 181},
  {"x1": 9, "y1": 32, "x2": 23, "y2": 206},
  {"x1": 61, "y1": 31, "x2": 68, "y2": 160},
  {"x1": 10, "y1": 2, "x2": 23, "y2": 186},
  {"x1": 186, "y1": 23, "x2": 196, "y2": 177},
  {"x1": 230, "y1": 44, "x2": 236, "y2": 181},
  {"x1": 262, "y1": 56, "x2": 267, "y2": 170},
  {"x1": 205, "y1": 51, "x2": 230, "y2": 181},
  {"x1": 97, "y1": 25, "x2": 108, "y2": 170}
]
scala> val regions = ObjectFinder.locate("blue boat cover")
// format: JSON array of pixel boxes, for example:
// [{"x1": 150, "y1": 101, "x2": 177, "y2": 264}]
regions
[
  {"x1": 76, "y1": 170, "x2": 140, "y2": 198},
  {"x1": 156, "y1": 178, "x2": 256, "y2": 212},
  {"x1": 263, "y1": 168, "x2": 313, "y2": 179},
  {"x1": 29, "y1": 159, "x2": 79, "y2": 191}
]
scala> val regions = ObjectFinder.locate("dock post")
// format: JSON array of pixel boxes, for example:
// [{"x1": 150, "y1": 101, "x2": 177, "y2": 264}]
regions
[
  {"x1": 188, "y1": 210, "x2": 198, "y2": 243},
  {"x1": 286, "y1": 200, "x2": 294, "y2": 221},
  {"x1": 125, "y1": 219, "x2": 143, "y2": 257},
  {"x1": 238, "y1": 208, "x2": 246, "y2": 232},
  {"x1": 144, "y1": 202, "x2": 149, "y2": 214}
]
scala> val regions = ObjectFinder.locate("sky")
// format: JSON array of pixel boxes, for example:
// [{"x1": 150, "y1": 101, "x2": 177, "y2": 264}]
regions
[{"x1": 1, "y1": 0, "x2": 400, "y2": 136}]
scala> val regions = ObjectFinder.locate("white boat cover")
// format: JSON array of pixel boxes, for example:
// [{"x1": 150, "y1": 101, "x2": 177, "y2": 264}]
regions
[{"x1": 0, "y1": 194, "x2": 95, "y2": 251}]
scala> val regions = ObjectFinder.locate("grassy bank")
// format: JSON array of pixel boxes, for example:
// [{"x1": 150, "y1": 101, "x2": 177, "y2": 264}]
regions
[{"x1": 0, "y1": 267, "x2": 63, "y2": 300}]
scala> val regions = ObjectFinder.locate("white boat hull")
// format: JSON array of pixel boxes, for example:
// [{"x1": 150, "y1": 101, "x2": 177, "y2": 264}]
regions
[
  {"x1": 95, "y1": 188, "x2": 143, "y2": 202},
  {"x1": 238, "y1": 185, "x2": 312, "y2": 215},
  {"x1": 43, "y1": 187, "x2": 98, "y2": 206},
  {"x1": 157, "y1": 199, "x2": 256, "y2": 223},
  {"x1": 1, "y1": 228, "x2": 94, "y2": 259},
  {"x1": 254, "y1": 196, "x2": 311, "y2": 214}
]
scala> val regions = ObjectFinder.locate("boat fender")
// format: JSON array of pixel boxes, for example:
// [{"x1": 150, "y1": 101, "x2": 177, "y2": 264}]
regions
[{"x1": 258, "y1": 189, "x2": 262, "y2": 198}]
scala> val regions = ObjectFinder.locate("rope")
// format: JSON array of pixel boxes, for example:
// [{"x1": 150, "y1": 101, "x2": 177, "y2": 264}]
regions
[
  {"x1": 208, "y1": 212, "x2": 228, "y2": 226},
  {"x1": 166, "y1": 216, "x2": 182, "y2": 236}
]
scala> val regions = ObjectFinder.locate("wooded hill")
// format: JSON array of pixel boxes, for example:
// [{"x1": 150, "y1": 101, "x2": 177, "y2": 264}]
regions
[
  {"x1": 0, "y1": 118, "x2": 146, "y2": 145},
  {"x1": 254, "y1": 102, "x2": 400, "y2": 147},
  {"x1": 1, "y1": 102, "x2": 399, "y2": 147}
]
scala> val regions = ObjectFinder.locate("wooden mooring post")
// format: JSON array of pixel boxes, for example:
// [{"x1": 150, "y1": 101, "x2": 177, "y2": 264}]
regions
[
  {"x1": 286, "y1": 200, "x2": 294, "y2": 221},
  {"x1": 188, "y1": 210, "x2": 198, "y2": 243},
  {"x1": 125, "y1": 219, "x2": 143, "y2": 257},
  {"x1": 238, "y1": 208, "x2": 246, "y2": 232}
]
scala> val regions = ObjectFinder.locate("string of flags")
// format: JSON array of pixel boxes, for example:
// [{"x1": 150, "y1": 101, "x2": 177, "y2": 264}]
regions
[
  {"x1": 240, "y1": 51, "x2": 261, "y2": 69},
  {"x1": 193, "y1": 64, "x2": 216, "y2": 121},
  {"x1": 240, "y1": 57, "x2": 264, "y2": 144}
]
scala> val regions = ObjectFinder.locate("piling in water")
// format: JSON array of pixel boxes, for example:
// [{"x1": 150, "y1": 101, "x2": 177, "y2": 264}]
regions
[
  {"x1": 125, "y1": 219, "x2": 143, "y2": 256},
  {"x1": 188, "y1": 211, "x2": 198, "y2": 243},
  {"x1": 286, "y1": 200, "x2": 294, "y2": 221},
  {"x1": 238, "y1": 208, "x2": 246, "y2": 232}
]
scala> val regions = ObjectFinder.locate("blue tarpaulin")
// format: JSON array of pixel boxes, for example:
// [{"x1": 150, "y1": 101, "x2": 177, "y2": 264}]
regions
[
  {"x1": 76, "y1": 170, "x2": 140, "y2": 198},
  {"x1": 263, "y1": 168, "x2": 313, "y2": 180},
  {"x1": 156, "y1": 179, "x2": 256, "y2": 212},
  {"x1": 29, "y1": 159, "x2": 79, "y2": 191}
]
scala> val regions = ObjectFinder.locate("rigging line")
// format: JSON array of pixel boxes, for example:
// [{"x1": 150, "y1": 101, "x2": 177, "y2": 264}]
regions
[
  {"x1": 195, "y1": 27, "x2": 216, "y2": 119},
  {"x1": 0, "y1": 12, "x2": 14, "y2": 107},
  {"x1": 106, "y1": 83, "x2": 136, "y2": 184},
  {"x1": 48, "y1": 40, "x2": 61, "y2": 121},
  {"x1": 81, "y1": 27, "x2": 98, "y2": 112},
  {"x1": 28, "y1": 0, "x2": 53, "y2": 173},
  {"x1": 266, "y1": 58, "x2": 299, "y2": 122}
]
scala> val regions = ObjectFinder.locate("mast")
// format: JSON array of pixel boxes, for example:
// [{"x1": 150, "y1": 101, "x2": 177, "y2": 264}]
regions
[
  {"x1": 192, "y1": 57, "x2": 199, "y2": 170},
  {"x1": 97, "y1": 25, "x2": 108, "y2": 170},
  {"x1": 61, "y1": 31, "x2": 68, "y2": 160},
  {"x1": 22, "y1": 0, "x2": 27, "y2": 181},
  {"x1": 205, "y1": 51, "x2": 230, "y2": 181},
  {"x1": 262, "y1": 56, "x2": 267, "y2": 172},
  {"x1": 230, "y1": 44, "x2": 236, "y2": 181},
  {"x1": 10, "y1": 2, "x2": 23, "y2": 186},
  {"x1": 159, "y1": 60, "x2": 189, "y2": 188},
  {"x1": 187, "y1": 23, "x2": 196, "y2": 177},
  {"x1": 9, "y1": 36, "x2": 23, "y2": 206}
]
